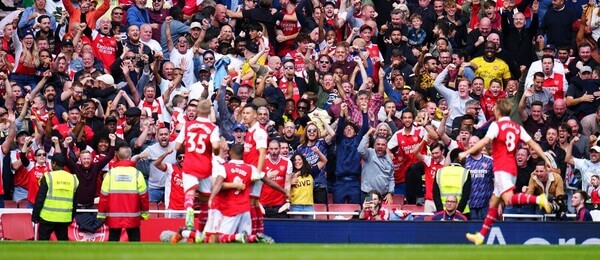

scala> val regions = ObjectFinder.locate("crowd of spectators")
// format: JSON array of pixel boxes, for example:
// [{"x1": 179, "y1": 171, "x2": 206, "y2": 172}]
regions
[{"x1": 0, "y1": 0, "x2": 599, "y2": 222}]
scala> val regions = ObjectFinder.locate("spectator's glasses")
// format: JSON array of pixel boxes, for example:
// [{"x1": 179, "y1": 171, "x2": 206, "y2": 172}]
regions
[
  {"x1": 319, "y1": 60, "x2": 330, "y2": 64},
  {"x1": 297, "y1": 106, "x2": 308, "y2": 111},
  {"x1": 113, "y1": 12, "x2": 123, "y2": 15},
  {"x1": 204, "y1": 56, "x2": 214, "y2": 61},
  {"x1": 470, "y1": 107, "x2": 481, "y2": 111},
  {"x1": 125, "y1": 56, "x2": 136, "y2": 60},
  {"x1": 36, "y1": 153, "x2": 46, "y2": 157},
  {"x1": 152, "y1": 0, "x2": 161, "y2": 2},
  {"x1": 284, "y1": 66, "x2": 294, "y2": 70}
]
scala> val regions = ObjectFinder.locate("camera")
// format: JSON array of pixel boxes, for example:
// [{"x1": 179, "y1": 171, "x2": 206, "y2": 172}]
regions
[{"x1": 547, "y1": 194, "x2": 568, "y2": 220}]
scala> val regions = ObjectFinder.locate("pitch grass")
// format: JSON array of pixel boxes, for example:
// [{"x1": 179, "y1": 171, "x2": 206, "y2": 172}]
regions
[{"x1": 0, "y1": 242, "x2": 598, "y2": 259}]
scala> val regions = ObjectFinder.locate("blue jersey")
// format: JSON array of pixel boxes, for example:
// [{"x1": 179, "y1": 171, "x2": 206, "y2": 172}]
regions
[{"x1": 465, "y1": 154, "x2": 494, "y2": 208}]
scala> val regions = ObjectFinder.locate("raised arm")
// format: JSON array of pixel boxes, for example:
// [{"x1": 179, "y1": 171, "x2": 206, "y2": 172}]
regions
[{"x1": 153, "y1": 148, "x2": 174, "y2": 172}]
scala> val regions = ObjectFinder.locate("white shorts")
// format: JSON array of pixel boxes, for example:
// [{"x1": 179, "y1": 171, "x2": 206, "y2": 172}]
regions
[
  {"x1": 183, "y1": 172, "x2": 211, "y2": 196},
  {"x1": 249, "y1": 180, "x2": 263, "y2": 198},
  {"x1": 204, "y1": 209, "x2": 223, "y2": 235},
  {"x1": 493, "y1": 171, "x2": 517, "y2": 197},
  {"x1": 218, "y1": 211, "x2": 252, "y2": 235},
  {"x1": 424, "y1": 199, "x2": 437, "y2": 213}
]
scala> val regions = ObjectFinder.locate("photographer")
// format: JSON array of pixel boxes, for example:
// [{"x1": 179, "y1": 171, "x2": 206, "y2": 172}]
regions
[{"x1": 527, "y1": 160, "x2": 566, "y2": 217}]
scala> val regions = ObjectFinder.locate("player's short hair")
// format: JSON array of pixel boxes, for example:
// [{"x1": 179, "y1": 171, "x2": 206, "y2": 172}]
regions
[
  {"x1": 495, "y1": 99, "x2": 512, "y2": 117},
  {"x1": 197, "y1": 99, "x2": 211, "y2": 114},
  {"x1": 574, "y1": 190, "x2": 588, "y2": 201},
  {"x1": 229, "y1": 143, "x2": 244, "y2": 158}
]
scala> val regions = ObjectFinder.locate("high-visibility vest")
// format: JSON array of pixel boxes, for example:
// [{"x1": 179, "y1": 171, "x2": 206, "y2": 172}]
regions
[
  {"x1": 40, "y1": 170, "x2": 78, "y2": 223},
  {"x1": 98, "y1": 166, "x2": 148, "y2": 219},
  {"x1": 436, "y1": 164, "x2": 470, "y2": 214}
]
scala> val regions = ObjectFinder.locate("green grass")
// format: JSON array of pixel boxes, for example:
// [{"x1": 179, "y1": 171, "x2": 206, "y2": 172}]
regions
[{"x1": 1, "y1": 243, "x2": 599, "y2": 259}]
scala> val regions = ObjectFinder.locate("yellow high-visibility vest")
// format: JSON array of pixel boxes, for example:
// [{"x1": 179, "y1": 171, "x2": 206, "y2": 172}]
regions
[
  {"x1": 40, "y1": 170, "x2": 78, "y2": 223},
  {"x1": 436, "y1": 164, "x2": 470, "y2": 214}
]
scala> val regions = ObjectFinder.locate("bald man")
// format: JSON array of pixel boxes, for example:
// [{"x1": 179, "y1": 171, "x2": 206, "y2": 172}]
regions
[
  {"x1": 465, "y1": 17, "x2": 502, "y2": 57},
  {"x1": 547, "y1": 99, "x2": 575, "y2": 128}
]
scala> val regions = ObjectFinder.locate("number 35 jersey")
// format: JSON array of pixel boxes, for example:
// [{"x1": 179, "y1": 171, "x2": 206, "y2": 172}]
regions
[
  {"x1": 175, "y1": 117, "x2": 220, "y2": 178},
  {"x1": 485, "y1": 116, "x2": 532, "y2": 176}
]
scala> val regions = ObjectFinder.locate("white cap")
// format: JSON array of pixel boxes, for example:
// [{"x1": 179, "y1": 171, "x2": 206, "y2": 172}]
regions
[{"x1": 96, "y1": 74, "x2": 114, "y2": 86}]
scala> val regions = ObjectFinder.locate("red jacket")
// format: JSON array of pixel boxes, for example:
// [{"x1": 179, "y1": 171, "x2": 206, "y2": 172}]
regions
[
  {"x1": 98, "y1": 161, "x2": 149, "y2": 228},
  {"x1": 480, "y1": 89, "x2": 506, "y2": 120}
]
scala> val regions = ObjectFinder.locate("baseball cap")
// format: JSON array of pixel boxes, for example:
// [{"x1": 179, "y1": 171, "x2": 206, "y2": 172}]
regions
[
  {"x1": 591, "y1": 146, "x2": 600, "y2": 153},
  {"x1": 190, "y1": 22, "x2": 202, "y2": 30},
  {"x1": 226, "y1": 87, "x2": 235, "y2": 94},
  {"x1": 233, "y1": 123, "x2": 247, "y2": 132},
  {"x1": 50, "y1": 153, "x2": 67, "y2": 167},
  {"x1": 360, "y1": 24, "x2": 373, "y2": 32},
  {"x1": 124, "y1": 107, "x2": 141, "y2": 117},
  {"x1": 22, "y1": 29, "x2": 34, "y2": 37},
  {"x1": 62, "y1": 38, "x2": 74, "y2": 46},
  {"x1": 198, "y1": 64, "x2": 210, "y2": 72},
  {"x1": 96, "y1": 74, "x2": 114, "y2": 85},
  {"x1": 241, "y1": 79, "x2": 253, "y2": 87},
  {"x1": 323, "y1": 0, "x2": 336, "y2": 8},
  {"x1": 581, "y1": 66, "x2": 593, "y2": 73},
  {"x1": 543, "y1": 44, "x2": 556, "y2": 51},
  {"x1": 105, "y1": 116, "x2": 118, "y2": 124},
  {"x1": 17, "y1": 130, "x2": 30, "y2": 137}
]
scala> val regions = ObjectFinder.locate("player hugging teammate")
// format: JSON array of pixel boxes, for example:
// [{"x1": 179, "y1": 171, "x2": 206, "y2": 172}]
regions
[{"x1": 163, "y1": 100, "x2": 287, "y2": 244}]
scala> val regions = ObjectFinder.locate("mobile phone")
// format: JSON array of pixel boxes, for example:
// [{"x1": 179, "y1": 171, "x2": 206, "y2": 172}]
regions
[{"x1": 152, "y1": 112, "x2": 159, "y2": 122}]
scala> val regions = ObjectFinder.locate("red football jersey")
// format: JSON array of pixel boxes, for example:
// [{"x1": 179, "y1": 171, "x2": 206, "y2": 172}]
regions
[
  {"x1": 175, "y1": 117, "x2": 220, "y2": 178},
  {"x1": 485, "y1": 117, "x2": 532, "y2": 176},
  {"x1": 260, "y1": 156, "x2": 292, "y2": 206},
  {"x1": 213, "y1": 160, "x2": 259, "y2": 216},
  {"x1": 167, "y1": 163, "x2": 184, "y2": 210},
  {"x1": 243, "y1": 122, "x2": 268, "y2": 167},
  {"x1": 422, "y1": 155, "x2": 444, "y2": 201},
  {"x1": 26, "y1": 162, "x2": 51, "y2": 204},
  {"x1": 387, "y1": 126, "x2": 426, "y2": 183}
]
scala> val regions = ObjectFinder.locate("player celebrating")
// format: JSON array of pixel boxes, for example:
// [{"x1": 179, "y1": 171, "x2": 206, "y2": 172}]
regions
[
  {"x1": 167, "y1": 144, "x2": 274, "y2": 244},
  {"x1": 175, "y1": 99, "x2": 221, "y2": 231},
  {"x1": 459, "y1": 99, "x2": 553, "y2": 245},
  {"x1": 242, "y1": 103, "x2": 288, "y2": 234}
]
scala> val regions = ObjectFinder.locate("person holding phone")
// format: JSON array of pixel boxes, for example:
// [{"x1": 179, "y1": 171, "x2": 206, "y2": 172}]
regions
[{"x1": 359, "y1": 190, "x2": 390, "y2": 220}]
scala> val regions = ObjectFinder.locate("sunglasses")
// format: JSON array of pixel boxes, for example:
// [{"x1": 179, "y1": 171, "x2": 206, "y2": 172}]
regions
[
  {"x1": 152, "y1": 0, "x2": 161, "y2": 2},
  {"x1": 204, "y1": 57, "x2": 214, "y2": 61},
  {"x1": 37, "y1": 153, "x2": 46, "y2": 157},
  {"x1": 113, "y1": 12, "x2": 123, "y2": 15},
  {"x1": 297, "y1": 106, "x2": 308, "y2": 110},
  {"x1": 125, "y1": 56, "x2": 136, "y2": 60}
]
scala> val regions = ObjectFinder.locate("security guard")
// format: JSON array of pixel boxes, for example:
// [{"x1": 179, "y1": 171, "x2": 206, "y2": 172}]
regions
[
  {"x1": 98, "y1": 145, "x2": 149, "y2": 242},
  {"x1": 433, "y1": 161, "x2": 471, "y2": 216},
  {"x1": 32, "y1": 153, "x2": 79, "y2": 241}
]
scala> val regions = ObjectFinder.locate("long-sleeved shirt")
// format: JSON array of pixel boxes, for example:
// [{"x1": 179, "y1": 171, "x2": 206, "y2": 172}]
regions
[
  {"x1": 63, "y1": 146, "x2": 115, "y2": 205},
  {"x1": 335, "y1": 113, "x2": 369, "y2": 178},
  {"x1": 433, "y1": 69, "x2": 486, "y2": 128},
  {"x1": 358, "y1": 135, "x2": 394, "y2": 194},
  {"x1": 17, "y1": 7, "x2": 57, "y2": 32}
]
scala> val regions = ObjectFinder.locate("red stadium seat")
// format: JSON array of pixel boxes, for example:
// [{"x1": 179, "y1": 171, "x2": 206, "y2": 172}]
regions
[
  {"x1": 17, "y1": 200, "x2": 28, "y2": 208},
  {"x1": 328, "y1": 204, "x2": 360, "y2": 220},
  {"x1": 313, "y1": 204, "x2": 328, "y2": 220},
  {"x1": 1, "y1": 213, "x2": 34, "y2": 240},
  {"x1": 149, "y1": 202, "x2": 160, "y2": 218},
  {"x1": 402, "y1": 204, "x2": 424, "y2": 213},
  {"x1": 392, "y1": 194, "x2": 405, "y2": 205},
  {"x1": 327, "y1": 194, "x2": 333, "y2": 205},
  {"x1": 4, "y1": 200, "x2": 18, "y2": 208},
  {"x1": 382, "y1": 204, "x2": 403, "y2": 212}
]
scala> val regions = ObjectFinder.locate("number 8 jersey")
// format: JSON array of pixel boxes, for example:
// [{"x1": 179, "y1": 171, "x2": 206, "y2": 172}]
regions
[
  {"x1": 485, "y1": 116, "x2": 532, "y2": 176},
  {"x1": 175, "y1": 117, "x2": 221, "y2": 179}
]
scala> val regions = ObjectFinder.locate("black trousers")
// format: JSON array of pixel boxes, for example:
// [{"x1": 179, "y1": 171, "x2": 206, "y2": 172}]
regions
[
  {"x1": 313, "y1": 187, "x2": 328, "y2": 204},
  {"x1": 109, "y1": 228, "x2": 140, "y2": 242},
  {"x1": 38, "y1": 221, "x2": 70, "y2": 241},
  {"x1": 405, "y1": 162, "x2": 425, "y2": 204},
  {"x1": 263, "y1": 205, "x2": 289, "y2": 218}
]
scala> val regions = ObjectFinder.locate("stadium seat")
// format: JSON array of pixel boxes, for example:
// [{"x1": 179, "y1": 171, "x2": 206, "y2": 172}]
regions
[
  {"x1": 149, "y1": 202, "x2": 160, "y2": 218},
  {"x1": 1, "y1": 213, "x2": 34, "y2": 240},
  {"x1": 3, "y1": 200, "x2": 18, "y2": 208},
  {"x1": 328, "y1": 204, "x2": 360, "y2": 220},
  {"x1": 591, "y1": 210, "x2": 600, "y2": 222},
  {"x1": 17, "y1": 200, "x2": 28, "y2": 208},
  {"x1": 382, "y1": 204, "x2": 403, "y2": 212},
  {"x1": 392, "y1": 194, "x2": 405, "y2": 205},
  {"x1": 402, "y1": 204, "x2": 424, "y2": 213},
  {"x1": 313, "y1": 204, "x2": 328, "y2": 220}
]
